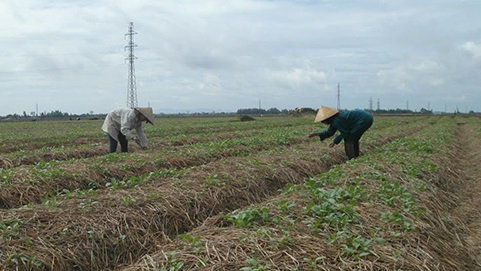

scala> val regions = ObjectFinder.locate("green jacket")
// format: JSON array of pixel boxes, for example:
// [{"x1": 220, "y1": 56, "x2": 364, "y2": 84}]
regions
[{"x1": 318, "y1": 109, "x2": 373, "y2": 144}]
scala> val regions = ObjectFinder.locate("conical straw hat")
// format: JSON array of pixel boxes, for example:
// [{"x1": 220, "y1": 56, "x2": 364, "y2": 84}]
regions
[
  {"x1": 314, "y1": 106, "x2": 339, "y2": 123},
  {"x1": 135, "y1": 107, "x2": 155, "y2": 125}
]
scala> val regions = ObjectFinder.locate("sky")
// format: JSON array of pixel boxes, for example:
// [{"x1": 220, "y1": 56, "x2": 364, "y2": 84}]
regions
[{"x1": 1, "y1": 0, "x2": 480, "y2": 116}]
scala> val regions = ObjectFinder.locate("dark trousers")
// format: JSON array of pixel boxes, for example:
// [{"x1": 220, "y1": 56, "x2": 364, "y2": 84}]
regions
[
  {"x1": 344, "y1": 140, "x2": 360, "y2": 160},
  {"x1": 108, "y1": 132, "x2": 128, "y2": 153},
  {"x1": 344, "y1": 120, "x2": 373, "y2": 159}
]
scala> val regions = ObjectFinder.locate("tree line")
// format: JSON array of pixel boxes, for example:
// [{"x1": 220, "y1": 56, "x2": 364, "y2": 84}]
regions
[
  {"x1": 0, "y1": 110, "x2": 102, "y2": 121},
  {"x1": 4, "y1": 106, "x2": 470, "y2": 121},
  {"x1": 236, "y1": 108, "x2": 289, "y2": 115}
]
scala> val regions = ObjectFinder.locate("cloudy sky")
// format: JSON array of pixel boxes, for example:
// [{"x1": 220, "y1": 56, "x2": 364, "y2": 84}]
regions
[{"x1": 1, "y1": 0, "x2": 480, "y2": 115}]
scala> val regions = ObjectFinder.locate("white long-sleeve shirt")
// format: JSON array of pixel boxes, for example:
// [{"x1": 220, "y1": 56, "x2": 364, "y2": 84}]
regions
[{"x1": 101, "y1": 107, "x2": 148, "y2": 148}]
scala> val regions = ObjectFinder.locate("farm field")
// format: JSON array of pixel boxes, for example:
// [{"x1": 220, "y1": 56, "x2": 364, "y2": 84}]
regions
[{"x1": 1, "y1": 114, "x2": 481, "y2": 270}]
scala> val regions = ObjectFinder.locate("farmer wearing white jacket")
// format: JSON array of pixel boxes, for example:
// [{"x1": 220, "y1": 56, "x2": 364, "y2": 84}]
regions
[{"x1": 102, "y1": 107, "x2": 154, "y2": 153}]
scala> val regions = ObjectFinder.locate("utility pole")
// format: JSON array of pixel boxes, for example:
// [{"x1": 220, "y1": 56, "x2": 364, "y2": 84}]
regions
[
  {"x1": 336, "y1": 83, "x2": 340, "y2": 110},
  {"x1": 125, "y1": 22, "x2": 138, "y2": 109},
  {"x1": 377, "y1": 98, "x2": 380, "y2": 111}
]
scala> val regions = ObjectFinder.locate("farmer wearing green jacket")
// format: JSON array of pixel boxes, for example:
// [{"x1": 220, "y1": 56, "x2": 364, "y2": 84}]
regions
[{"x1": 308, "y1": 106, "x2": 373, "y2": 159}]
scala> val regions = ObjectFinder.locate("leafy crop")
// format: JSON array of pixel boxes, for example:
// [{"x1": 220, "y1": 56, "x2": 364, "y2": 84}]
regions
[{"x1": 0, "y1": 115, "x2": 472, "y2": 271}]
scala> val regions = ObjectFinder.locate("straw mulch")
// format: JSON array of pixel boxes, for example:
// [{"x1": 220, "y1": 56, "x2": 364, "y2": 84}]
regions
[
  {"x1": 118, "y1": 121, "x2": 481, "y2": 271},
  {"x1": 0, "y1": 120, "x2": 433, "y2": 270},
  {"x1": 0, "y1": 142, "x2": 345, "y2": 270}
]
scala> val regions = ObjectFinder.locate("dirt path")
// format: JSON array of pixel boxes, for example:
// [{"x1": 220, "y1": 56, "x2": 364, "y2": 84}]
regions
[{"x1": 450, "y1": 123, "x2": 481, "y2": 269}]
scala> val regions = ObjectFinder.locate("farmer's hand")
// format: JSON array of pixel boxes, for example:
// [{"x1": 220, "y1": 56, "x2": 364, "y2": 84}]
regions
[
  {"x1": 307, "y1": 133, "x2": 319, "y2": 138},
  {"x1": 329, "y1": 142, "x2": 336, "y2": 148},
  {"x1": 132, "y1": 136, "x2": 141, "y2": 146}
]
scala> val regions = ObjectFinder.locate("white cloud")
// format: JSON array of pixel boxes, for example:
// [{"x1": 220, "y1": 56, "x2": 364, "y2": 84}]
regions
[
  {"x1": 377, "y1": 60, "x2": 446, "y2": 91},
  {"x1": 199, "y1": 73, "x2": 223, "y2": 93},
  {"x1": 267, "y1": 68, "x2": 328, "y2": 87},
  {"x1": 461, "y1": 41, "x2": 481, "y2": 58},
  {"x1": 1, "y1": 0, "x2": 481, "y2": 115}
]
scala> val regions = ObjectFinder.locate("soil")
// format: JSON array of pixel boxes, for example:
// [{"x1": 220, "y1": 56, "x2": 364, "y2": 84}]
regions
[{"x1": 450, "y1": 123, "x2": 481, "y2": 269}]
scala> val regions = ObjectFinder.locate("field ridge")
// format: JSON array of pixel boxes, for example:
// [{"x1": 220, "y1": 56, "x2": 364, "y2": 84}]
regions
[
  {"x1": 119, "y1": 117, "x2": 481, "y2": 270},
  {"x1": 2, "y1": 116, "x2": 477, "y2": 271}
]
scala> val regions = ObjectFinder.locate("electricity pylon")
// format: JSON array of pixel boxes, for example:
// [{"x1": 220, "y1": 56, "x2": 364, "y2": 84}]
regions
[{"x1": 125, "y1": 22, "x2": 138, "y2": 108}]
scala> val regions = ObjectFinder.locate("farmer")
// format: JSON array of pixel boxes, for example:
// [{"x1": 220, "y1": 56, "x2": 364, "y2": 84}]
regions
[
  {"x1": 101, "y1": 107, "x2": 154, "y2": 153},
  {"x1": 308, "y1": 106, "x2": 373, "y2": 159}
]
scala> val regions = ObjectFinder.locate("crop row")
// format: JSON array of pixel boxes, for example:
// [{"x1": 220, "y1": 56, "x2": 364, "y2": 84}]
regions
[
  {"x1": 0, "y1": 114, "x2": 437, "y2": 169},
  {"x1": 0, "y1": 116, "x2": 429, "y2": 209},
  {"x1": 0, "y1": 116, "x2": 311, "y2": 153},
  {"x1": 116, "y1": 116, "x2": 473, "y2": 270},
  {"x1": 0, "y1": 119, "x2": 312, "y2": 168},
  {"x1": 0, "y1": 115, "x2": 432, "y2": 156},
  {"x1": 0, "y1": 116, "x2": 436, "y2": 270}
]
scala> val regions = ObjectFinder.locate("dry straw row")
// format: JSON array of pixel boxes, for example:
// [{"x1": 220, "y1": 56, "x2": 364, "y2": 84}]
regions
[
  {"x1": 119, "y1": 118, "x2": 481, "y2": 270},
  {"x1": 0, "y1": 118, "x2": 431, "y2": 270}
]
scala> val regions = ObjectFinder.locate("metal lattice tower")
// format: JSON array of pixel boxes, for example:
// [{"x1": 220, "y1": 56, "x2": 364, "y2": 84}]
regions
[{"x1": 125, "y1": 22, "x2": 138, "y2": 108}]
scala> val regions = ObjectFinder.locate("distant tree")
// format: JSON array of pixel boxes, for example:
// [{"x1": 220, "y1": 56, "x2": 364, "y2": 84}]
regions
[
  {"x1": 419, "y1": 108, "x2": 433, "y2": 115},
  {"x1": 266, "y1": 107, "x2": 281, "y2": 114},
  {"x1": 236, "y1": 107, "x2": 286, "y2": 115},
  {"x1": 374, "y1": 108, "x2": 413, "y2": 114},
  {"x1": 289, "y1": 107, "x2": 316, "y2": 116},
  {"x1": 237, "y1": 108, "x2": 265, "y2": 115}
]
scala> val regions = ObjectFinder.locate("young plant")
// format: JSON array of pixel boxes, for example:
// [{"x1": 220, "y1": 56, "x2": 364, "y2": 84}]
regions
[{"x1": 225, "y1": 207, "x2": 271, "y2": 228}]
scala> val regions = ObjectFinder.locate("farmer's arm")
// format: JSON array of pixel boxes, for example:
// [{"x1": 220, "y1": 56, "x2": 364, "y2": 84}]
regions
[
  {"x1": 318, "y1": 125, "x2": 337, "y2": 141},
  {"x1": 333, "y1": 134, "x2": 344, "y2": 144},
  {"x1": 135, "y1": 124, "x2": 148, "y2": 148},
  {"x1": 119, "y1": 111, "x2": 137, "y2": 140}
]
